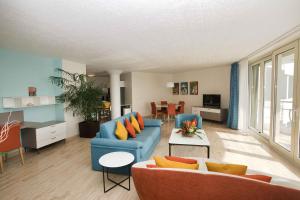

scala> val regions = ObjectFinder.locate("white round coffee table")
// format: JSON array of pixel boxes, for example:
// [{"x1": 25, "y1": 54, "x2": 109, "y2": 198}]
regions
[{"x1": 99, "y1": 152, "x2": 134, "y2": 193}]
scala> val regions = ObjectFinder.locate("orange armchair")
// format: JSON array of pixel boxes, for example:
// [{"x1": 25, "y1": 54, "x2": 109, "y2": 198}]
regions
[{"x1": 0, "y1": 123, "x2": 24, "y2": 173}]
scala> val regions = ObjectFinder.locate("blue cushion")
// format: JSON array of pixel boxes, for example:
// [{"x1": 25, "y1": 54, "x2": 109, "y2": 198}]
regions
[
  {"x1": 128, "y1": 127, "x2": 160, "y2": 156},
  {"x1": 144, "y1": 119, "x2": 162, "y2": 127}
]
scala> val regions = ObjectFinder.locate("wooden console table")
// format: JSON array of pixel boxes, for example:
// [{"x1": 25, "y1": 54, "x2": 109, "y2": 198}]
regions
[{"x1": 192, "y1": 106, "x2": 227, "y2": 123}]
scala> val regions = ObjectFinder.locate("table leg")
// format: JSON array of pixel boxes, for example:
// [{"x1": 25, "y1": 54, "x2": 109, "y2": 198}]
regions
[
  {"x1": 169, "y1": 144, "x2": 171, "y2": 156},
  {"x1": 102, "y1": 165, "x2": 131, "y2": 193},
  {"x1": 102, "y1": 167, "x2": 106, "y2": 193},
  {"x1": 128, "y1": 164, "x2": 131, "y2": 191}
]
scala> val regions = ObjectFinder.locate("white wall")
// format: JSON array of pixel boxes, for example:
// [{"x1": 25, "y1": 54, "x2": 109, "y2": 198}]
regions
[
  {"x1": 129, "y1": 66, "x2": 230, "y2": 116},
  {"x1": 62, "y1": 59, "x2": 86, "y2": 138},
  {"x1": 171, "y1": 66, "x2": 231, "y2": 113},
  {"x1": 131, "y1": 72, "x2": 173, "y2": 116}
]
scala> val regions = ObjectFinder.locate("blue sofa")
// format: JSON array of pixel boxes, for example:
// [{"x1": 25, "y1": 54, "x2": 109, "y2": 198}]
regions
[
  {"x1": 91, "y1": 112, "x2": 161, "y2": 173},
  {"x1": 175, "y1": 114, "x2": 202, "y2": 129}
]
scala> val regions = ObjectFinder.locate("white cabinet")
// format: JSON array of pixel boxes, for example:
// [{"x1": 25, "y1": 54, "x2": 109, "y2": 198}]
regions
[
  {"x1": 2, "y1": 96, "x2": 56, "y2": 108},
  {"x1": 22, "y1": 121, "x2": 66, "y2": 150}
]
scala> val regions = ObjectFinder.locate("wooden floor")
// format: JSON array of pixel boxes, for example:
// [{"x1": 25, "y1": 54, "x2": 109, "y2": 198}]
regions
[{"x1": 1, "y1": 121, "x2": 300, "y2": 200}]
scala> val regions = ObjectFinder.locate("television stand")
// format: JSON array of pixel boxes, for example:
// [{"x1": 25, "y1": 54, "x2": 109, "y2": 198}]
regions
[{"x1": 192, "y1": 106, "x2": 227, "y2": 123}]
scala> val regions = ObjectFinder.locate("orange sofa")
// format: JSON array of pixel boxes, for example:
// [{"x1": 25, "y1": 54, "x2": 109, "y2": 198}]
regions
[{"x1": 132, "y1": 159, "x2": 300, "y2": 200}]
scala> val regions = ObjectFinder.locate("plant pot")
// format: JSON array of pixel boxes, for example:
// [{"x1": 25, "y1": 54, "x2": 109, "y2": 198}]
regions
[{"x1": 79, "y1": 121, "x2": 100, "y2": 138}]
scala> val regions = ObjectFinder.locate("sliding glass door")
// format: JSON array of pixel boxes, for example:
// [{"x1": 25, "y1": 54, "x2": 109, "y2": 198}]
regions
[
  {"x1": 272, "y1": 41, "x2": 299, "y2": 159},
  {"x1": 249, "y1": 40, "x2": 300, "y2": 164},
  {"x1": 250, "y1": 64, "x2": 261, "y2": 131},
  {"x1": 249, "y1": 59, "x2": 272, "y2": 137},
  {"x1": 273, "y1": 49, "x2": 295, "y2": 151},
  {"x1": 262, "y1": 60, "x2": 272, "y2": 136}
]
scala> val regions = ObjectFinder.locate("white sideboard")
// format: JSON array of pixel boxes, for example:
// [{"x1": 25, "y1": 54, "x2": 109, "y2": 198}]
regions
[
  {"x1": 21, "y1": 121, "x2": 66, "y2": 151},
  {"x1": 192, "y1": 106, "x2": 228, "y2": 122}
]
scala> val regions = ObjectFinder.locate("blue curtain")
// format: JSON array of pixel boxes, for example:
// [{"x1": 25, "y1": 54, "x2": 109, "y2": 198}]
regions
[{"x1": 227, "y1": 62, "x2": 239, "y2": 129}]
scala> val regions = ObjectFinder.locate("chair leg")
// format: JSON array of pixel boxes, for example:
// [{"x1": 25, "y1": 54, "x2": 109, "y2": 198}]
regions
[
  {"x1": 0, "y1": 155, "x2": 3, "y2": 173},
  {"x1": 19, "y1": 147, "x2": 24, "y2": 165}
]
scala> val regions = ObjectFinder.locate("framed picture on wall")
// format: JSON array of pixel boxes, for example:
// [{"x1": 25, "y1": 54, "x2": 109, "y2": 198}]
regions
[
  {"x1": 190, "y1": 81, "x2": 198, "y2": 95},
  {"x1": 180, "y1": 82, "x2": 188, "y2": 95},
  {"x1": 173, "y1": 82, "x2": 179, "y2": 95}
]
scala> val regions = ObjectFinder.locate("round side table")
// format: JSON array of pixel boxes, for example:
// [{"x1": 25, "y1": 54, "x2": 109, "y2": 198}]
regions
[{"x1": 99, "y1": 152, "x2": 134, "y2": 193}]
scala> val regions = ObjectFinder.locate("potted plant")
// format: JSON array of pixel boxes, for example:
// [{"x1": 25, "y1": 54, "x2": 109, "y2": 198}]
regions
[
  {"x1": 50, "y1": 68, "x2": 102, "y2": 138},
  {"x1": 177, "y1": 120, "x2": 197, "y2": 137}
]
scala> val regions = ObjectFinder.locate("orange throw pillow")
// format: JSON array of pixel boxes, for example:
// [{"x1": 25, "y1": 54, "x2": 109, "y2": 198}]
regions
[
  {"x1": 165, "y1": 156, "x2": 198, "y2": 164},
  {"x1": 242, "y1": 175, "x2": 272, "y2": 183},
  {"x1": 125, "y1": 118, "x2": 136, "y2": 138},
  {"x1": 154, "y1": 156, "x2": 199, "y2": 170},
  {"x1": 205, "y1": 162, "x2": 247, "y2": 175},
  {"x1": 136, "y1": 112, "x2": 145, "y2": 130}
]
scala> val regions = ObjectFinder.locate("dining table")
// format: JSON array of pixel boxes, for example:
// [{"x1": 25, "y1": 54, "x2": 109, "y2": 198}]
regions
[{"x1": 155, "y1": 103, "x2": 180, "y2": 109}]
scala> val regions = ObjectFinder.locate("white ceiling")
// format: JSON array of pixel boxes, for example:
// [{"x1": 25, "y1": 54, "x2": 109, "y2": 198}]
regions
[{"x1": 0, "y1": 0, "x2": 300, "y2": 73}]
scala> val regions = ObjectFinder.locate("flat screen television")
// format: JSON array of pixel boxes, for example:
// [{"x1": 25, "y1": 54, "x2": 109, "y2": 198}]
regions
[{"x1": 203, "y1": 94, "x2": 221, "y2": 108}]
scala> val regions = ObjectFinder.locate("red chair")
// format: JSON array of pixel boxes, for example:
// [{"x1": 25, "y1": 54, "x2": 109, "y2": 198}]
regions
[
  {"x1": 151, "y1": 102, "x2": 163, "y2": 119},
  {"x1": 176, "y1": 101, "x2": 185, "y2": 114},
  {"x1": 0, "y1": 123, "x2": 24, "y2": 173},
  {"x1": 167, "y1": 103, "x2": 176, "y2": 121}
]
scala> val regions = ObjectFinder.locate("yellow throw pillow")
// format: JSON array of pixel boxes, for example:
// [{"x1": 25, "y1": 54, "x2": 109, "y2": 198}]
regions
[
  {"x1": 131, "y1": 115, "x2": 141, "y2": 133},
  {"x1": 205, "y1": 162, "x2": 247, "y2": 175},
  {"x1": 154, "y1": 156, "x2": 199, "y2": 170},
  {"x1": 115, "y1": 121, "x2": 128, "y2": 140}
]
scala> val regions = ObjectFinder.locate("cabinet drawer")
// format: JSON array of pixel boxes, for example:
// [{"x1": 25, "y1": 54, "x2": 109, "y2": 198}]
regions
[
  {"x1": 36, "y1": 127, "x2": 52, "y2": 141},
  {"x1": 36, "y1": 136, "x2": 63, "y2": 148},
  {"x1": 35, "y1": 123, "x2": 66, "y2": 148}
]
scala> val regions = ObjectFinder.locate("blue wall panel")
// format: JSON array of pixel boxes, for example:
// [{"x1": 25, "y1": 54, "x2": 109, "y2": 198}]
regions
[{"x1": 0, "y1": 48, "x2": 64, "y2": 122}]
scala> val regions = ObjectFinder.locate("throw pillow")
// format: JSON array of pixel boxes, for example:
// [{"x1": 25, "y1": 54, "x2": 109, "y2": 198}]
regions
[
  {"x1": 136, "y1": 112, "x2": 145, "y2": 130},
  {"x1": 125, "y1": 118, "x2": 136, "y2": 138},
  {"x1": 165, "y1": 156, "x2": 198, "y2": 164},
  {"x1": 115, "y1": 121, "x2": 128, "y2": 140},
  {"x1": 205, "y1": 161, "x2": 247, "y2": 175},
  {"x1": 146, "y1": 164, "x2": 158, "y2": 168},
  {"x1": 131, "y1": 115, "x2": 141, "y2": 133},
  {"x1": 241, "y1": 175, "x2": 272, "y2": 183},
  {"x1": 154, "y1": 156, "x2": 199, "y2": 170}
]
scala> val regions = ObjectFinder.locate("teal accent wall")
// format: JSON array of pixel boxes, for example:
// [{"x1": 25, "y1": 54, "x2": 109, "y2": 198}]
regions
[{"x1": 0, "y1": 48, "x2": 64, "y2": 122}]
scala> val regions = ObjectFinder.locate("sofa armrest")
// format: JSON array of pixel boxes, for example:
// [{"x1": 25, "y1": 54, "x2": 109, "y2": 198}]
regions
[
  {"x1": 96, "y1": 132, "x2": 101, "y2": 138},
  {"x1": 91, "y1": 138, "x2": 143, "y2": 149},
  {"x1": 144, "y1": 119, "x2": 162, "y2": 127}
]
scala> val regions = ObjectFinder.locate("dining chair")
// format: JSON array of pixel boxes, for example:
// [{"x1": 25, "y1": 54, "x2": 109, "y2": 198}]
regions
[
  {"x1": 176, "y1": 101, "x2": 185, "y2": 114},
  {"x1": 151, "y1": 102, "x2": 163, "y2": 119},
  {"x1": 0, "y1": 123, "x2": 24, "y2": 173},
  {"x1": 167, "y1": 103, "x2": 176, "y2": 121},
  {"x1": 160, "y1": 101, "x2": 168, "y2": 113}
]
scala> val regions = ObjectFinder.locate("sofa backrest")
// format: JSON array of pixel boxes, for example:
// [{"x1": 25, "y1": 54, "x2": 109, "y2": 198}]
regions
[
  {"x1": 132, "y1": 167, "x2": 300, "y2": 200},
  {"x1": 99, "y1": 112, "x2": 137, "y2": 139}
]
